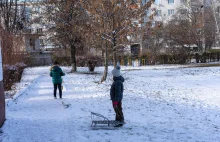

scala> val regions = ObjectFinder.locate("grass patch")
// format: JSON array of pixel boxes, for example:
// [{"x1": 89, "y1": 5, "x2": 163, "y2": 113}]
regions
[
  {"x1": 76, "y1": 72, "x2": 102, "y2": 75},
  {"x1": 185, "y1": 63, "x2": 220, "y2": 68},
  {"x1": 122, "y1": 69, "x2": 144, "y2": 71},
  {"x1": 67, "y1": 71, "x2": 102, "y2": 75}
]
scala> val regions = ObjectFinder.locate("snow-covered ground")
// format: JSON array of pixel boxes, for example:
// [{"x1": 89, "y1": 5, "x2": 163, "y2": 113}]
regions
[{"x1": 1, "y1": 65, "x2": 220, "y2": 142}]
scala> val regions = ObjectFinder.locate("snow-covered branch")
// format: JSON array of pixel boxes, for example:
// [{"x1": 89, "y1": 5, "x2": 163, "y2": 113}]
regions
[
  {"x1": 102, "y1": 33, "x2": 114, "y2": 41},
  {"x1": 101, "y1": 36, "x2": 114, "y2": 45},
  {"x1": 114, "y1": 26, "x2": 126, "y2": 38},
  {"x1": 113, "y1": 44, "x2": 126, "y2": 50}
]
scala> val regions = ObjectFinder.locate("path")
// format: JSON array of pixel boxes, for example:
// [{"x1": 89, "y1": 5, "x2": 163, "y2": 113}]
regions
[{"x1": 2, "y1": 75, "x2": 76, "y2": 142}]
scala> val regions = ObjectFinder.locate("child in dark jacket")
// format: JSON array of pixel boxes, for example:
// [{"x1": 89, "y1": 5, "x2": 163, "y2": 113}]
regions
[
  {"x1": 110, "y1": 64, "x2": 124, "y2": 127},
  {"x1": 50, "y1": 61, "x2": 65, "y2": 99}
]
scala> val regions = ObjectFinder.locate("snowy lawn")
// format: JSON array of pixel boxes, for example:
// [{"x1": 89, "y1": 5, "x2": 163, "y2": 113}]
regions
[{"x1": 1, "y1": 65, "x2": 220, "y2": 142}]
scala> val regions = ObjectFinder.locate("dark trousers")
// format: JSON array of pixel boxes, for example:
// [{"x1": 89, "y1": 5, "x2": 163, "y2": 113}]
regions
[
  {"x1": 112, "y1": 101, "x2": 124, "y2": 122},
  {"x1": 54, "y1": 83, "x2": 62, "y2": 98}
]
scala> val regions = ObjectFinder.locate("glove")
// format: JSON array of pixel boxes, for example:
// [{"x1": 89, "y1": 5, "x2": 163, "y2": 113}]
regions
[{"x1": 113, "y1": 102, "x2": 118, "y2": 107}]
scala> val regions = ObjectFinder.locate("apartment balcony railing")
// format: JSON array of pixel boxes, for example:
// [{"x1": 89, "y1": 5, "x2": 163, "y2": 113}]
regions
[
  {"x1": 22, "y1": 28, "x2": 43, "y2": 35},
  {"x1": 22, "y1": 28, "x2": 32, "y2": 34},
  {"x1": 190, "y1": 0, "x2": 203, "y2": 6}
]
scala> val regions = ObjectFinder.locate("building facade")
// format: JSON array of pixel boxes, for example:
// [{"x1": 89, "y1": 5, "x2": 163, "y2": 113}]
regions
[
  {"x1": 211, "y1": 0, "x2": 220, "y2": 47},
  {"x1": 18, "y1": 1, "x2": 53, "y2": 65},
  {"x1": 140, "y1": 0, "x2": 214, "y2": 60}
]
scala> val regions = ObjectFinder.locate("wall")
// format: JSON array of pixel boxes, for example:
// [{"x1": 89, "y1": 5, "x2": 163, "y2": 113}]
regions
[{"x1": 0, "y1": 44, "x2": 5, "y2": 127}]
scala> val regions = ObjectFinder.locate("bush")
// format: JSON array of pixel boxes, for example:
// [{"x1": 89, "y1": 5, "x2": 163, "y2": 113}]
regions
[
  {"x1": 76, "y1": 56, "x2": 86, "y2": 67},
  {"x1": 52, "y1": 55, "x2": 103, "y2": 71},
  {"x1": 3, "y1": 63, "x2": 27, "y2": 91},
  {"x1": 86, "y1": 55, "x2": 102, "y2": 72},
  {"x1": 200, "y1": 52, "x2": 209, "y2": 63},
  {"x1": 76, "y1": 55, "x2": 102, "y2": 72},
  {"x1": 52, "y1": 56, "x2": 71, "y2": 66}
]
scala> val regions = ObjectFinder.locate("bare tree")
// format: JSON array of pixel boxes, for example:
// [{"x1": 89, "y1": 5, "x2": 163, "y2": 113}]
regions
[
  {"x1": 0, "y1": 0, "x2": 28, "y2": 65},
  {"x1": 42, "y1": 0, "x2": 90, "y2": 72},
  {"x1": 142, "y1": 16, "x2": 165, "y2": 64},
  {"x1": 81, "y1": 0, "x2": 155, "y2": 82},
  {"x1": 0, "y1": 0, "x2": 26, "y2": 33},
  {"x1": 160, "y1": 2, "x2": 212, "y2": 63},
  {"x1": 210, "y1": 0, "x2": 220, "y2": 47}
]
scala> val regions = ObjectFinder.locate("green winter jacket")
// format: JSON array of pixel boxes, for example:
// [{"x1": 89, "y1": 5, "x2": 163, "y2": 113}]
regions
[{"x1": 50, "y1": 65, "x2": 65, "y2": 84}]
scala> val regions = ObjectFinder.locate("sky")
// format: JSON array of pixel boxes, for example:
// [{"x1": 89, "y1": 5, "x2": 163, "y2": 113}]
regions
[{"x1": 1, "y1": 64, "x2": 220, "y2": 142}]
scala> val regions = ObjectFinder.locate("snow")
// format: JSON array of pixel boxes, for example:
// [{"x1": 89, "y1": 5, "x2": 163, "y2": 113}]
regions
[{"x1": 1, "y1": 65, "x2": 220, "y2": 141}]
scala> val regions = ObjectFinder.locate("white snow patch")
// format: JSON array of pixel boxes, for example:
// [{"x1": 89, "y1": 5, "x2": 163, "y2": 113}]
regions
[{"x1": 1, "y1": 65, "x2": 220, "y2": 141}]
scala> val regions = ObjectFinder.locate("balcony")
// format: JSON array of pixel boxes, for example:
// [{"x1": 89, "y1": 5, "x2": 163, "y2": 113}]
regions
[
  {"x1": 22, "y1": 28, "x2": 43, "y2": 35},
  {"x1": 190, "y1": 0, "x2": 203, "y2": 6},
  {"x1": 22, "y1": 28, "x2": 32, "y2": 34}
]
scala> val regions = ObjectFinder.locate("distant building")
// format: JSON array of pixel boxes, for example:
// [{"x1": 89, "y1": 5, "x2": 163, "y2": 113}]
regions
[
  {"x1": 141, "y1": 0, "x2": 213, "y2": 54},
  {"x1": 17, "y1": 1, "x2": 52, "y2": 66},
  {"x1": 211, "y1": 0, "x2": 220, "y2": 47},
  {"x1": 142, "y1": 0, "x2": 185, "y2": 24}
]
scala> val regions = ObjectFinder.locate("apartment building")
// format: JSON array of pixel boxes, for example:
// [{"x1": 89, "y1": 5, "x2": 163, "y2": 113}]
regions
[
  {"x1": 143, "y1": 0, "x2": 206, "y2": 23},
  {"x1": 142, "y1": 0, "x2": 208, "y2": 50},
  {"x1": 143, "y1": 0, "x2": 187, "y2": 24},
  {"x1": 17, "y1": 1, "x2": 53, "y2": 65},
  {"x1": 211, "y1": 0, "x2": 220, "y2": 47}
]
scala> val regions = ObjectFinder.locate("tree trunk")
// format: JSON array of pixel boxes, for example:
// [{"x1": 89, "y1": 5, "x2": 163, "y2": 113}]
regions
[
  {"x1": 101, "y1": 61, "x2": 108, "y2": 82},
  {"x1": 112, "y1": 16, "x2": 117, "y2": 67},
  {"x1": 70, "y1": 43, "x2": 77, "y2": 72},
  {"x1": 101, "y1": 41, "x2": 108, "y2": 82},
  {"x1": 113, "y1": 49, "x2": 117, "y2": 67}
]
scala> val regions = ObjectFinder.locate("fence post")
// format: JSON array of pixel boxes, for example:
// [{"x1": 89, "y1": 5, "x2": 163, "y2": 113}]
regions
[{"x1": 0, "y1": 40, "x2": 5, "y2": 127}]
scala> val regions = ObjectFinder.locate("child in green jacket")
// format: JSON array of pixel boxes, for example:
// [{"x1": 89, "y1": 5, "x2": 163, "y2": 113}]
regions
[{"x1": 50, "y1": 61, "x2": 65, "y2": 99}]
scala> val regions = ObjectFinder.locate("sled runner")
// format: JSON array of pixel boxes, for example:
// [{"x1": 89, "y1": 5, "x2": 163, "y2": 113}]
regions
[{"x1": 91, "y1": 112, "x2": 124, "y2": 129}]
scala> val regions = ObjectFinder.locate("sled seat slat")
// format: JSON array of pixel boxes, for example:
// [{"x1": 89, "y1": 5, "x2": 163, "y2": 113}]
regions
[{"x1": 92, "y1": 120, "x2": 118, "y2": 125}]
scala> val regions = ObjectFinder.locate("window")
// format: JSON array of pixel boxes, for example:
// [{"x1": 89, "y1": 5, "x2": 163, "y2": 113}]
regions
[
  {"x1": 168, "y1": 0, "x2": 174, "y2": 4},
  {"x1": 132, "y1": 0, "x2": 138, "y2": 3},
  {"x1": 197, "y1": 29, "x2": 202, "y2": 35},
  {"x1": 151, "y1": 21, "x2": 155, "y2": 27},
  {"x1": 142, "y1": 59, "x2": 146, "y2": 66},
  {"x1": 155, "y1": 21, "x2": 162, "y2": 28},
  {"x1": 192, "y1": 7, "x2": 198, "y2": 12},
  {"x1": 181, "y1": 0, "x2": 186, "y2": 3},
  {"x1": 145, "y1": 10, "x2": 149, "y2": 16},
  {"x1": 25, "y1": 7, "x2": 31, "y2": 22},
  {"x1": 217, "y1": 7, "x2": 220, "y2": 13},
  {"x1": 196, "y1": 16, "x2": 202, "y2": 25},
  {"x1": 37, "y1": 28, "x2": 43, "y2": 33},
  {"x1": 29, "y1": 38, "x2": 35, "y2": 50},
  {"x1": 156, "y1": 10, "x2": 162, "y2": 16},
  {"x1": 169, "y1": 21, "x2": 174, "y2": 25},
  {"x1": 180, "y1": 20, "x2": 188, "y2": 25},
  {"x1": 39, "y1": 39, "x2": 44, "y2": 45},
  {"x1": 180, "y1": 9, "x2": 187, "y2": 14},
  {"x1": 30, "y1": 38, "x2": 33, "y2": 46},
  {"x1": 168, "y1": 9, "x2": 175, "y2": 16},
  {"x1": 155, "y1": 0, "x2": 160, "y2": 5}
]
